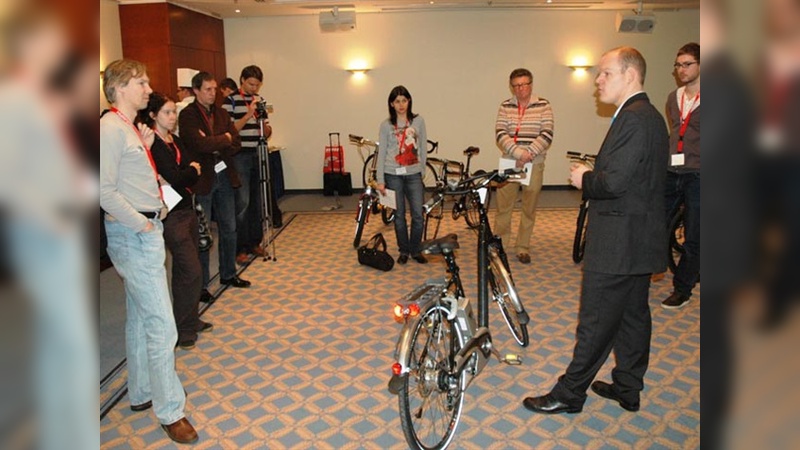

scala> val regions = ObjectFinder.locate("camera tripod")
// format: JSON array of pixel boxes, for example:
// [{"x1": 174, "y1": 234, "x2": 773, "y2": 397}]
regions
[{"x1": 256, "y1": 106, "x2": 278, "y2": 262}]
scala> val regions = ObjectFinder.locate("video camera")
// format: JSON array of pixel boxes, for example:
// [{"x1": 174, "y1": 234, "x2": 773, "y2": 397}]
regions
[{"x1": 255, "y1": 98, "x2": 268, "y2": 119}]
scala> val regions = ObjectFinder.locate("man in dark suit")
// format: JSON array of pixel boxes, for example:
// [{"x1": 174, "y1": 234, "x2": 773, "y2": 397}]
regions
[{"x1": 523, "y1": 46, "x2": 669, "y2": 414}]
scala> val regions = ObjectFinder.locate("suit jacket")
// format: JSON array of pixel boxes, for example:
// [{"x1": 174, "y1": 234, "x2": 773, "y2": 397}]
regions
[
  {"x1": 582, "y1": 92, "x2": 669, "y2": 275},
  {"x1": 178, "y1": 100, "x2": 242, "y2": 195}
]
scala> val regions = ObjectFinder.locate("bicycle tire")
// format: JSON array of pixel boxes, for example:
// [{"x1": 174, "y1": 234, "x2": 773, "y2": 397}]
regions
[
  {"x1": 362, "y1": 153, "x2": 377, "y2": 188},
  {"x1": 572, "y1": 200, "x2": 588, "y2": 264},
  {"x1": 463, "y1": 191, "x2": 481, "y2": 229},
  {"x1": 488, "y1": 250, "x2": 529, "y2": 347},
  {"x1": 353, "y1": 195, "x2": 370, "y2": 248},
  {"x1": 423, "y1": 161, "x2": 438, "y2": 193},
  {"x1": 399, "y1": 304, "x2": 466, "y2": 450},
  {"x1": 381, "y1": 206, "x2": 396, "y2": 224},
  {"x1": 668, "y1": 208, "x2": 686, "y2": 274},
  {"x1": 423, "y1": 195, "x2": 444, "y2": 241}
]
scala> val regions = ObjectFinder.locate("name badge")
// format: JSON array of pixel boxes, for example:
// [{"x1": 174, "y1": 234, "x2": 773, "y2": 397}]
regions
[
  {"x1": 671, "y1": 154, "x2": 685, "y2": 167},
  {"x1": 215, "y1": 161, "x2": 227, "y2": 173},
  {"x1": 395, "y1": 167, "x2": 407, "y2": 175}
]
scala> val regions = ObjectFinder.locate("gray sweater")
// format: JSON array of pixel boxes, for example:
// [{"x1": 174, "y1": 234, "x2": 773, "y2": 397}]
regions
[{"x1": 376, "y1": 115, "x2": 427, "y2": 184}]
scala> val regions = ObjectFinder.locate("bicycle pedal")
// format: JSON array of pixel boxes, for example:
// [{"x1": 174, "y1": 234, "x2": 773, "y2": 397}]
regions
[{"x1": 502, "y1": 354, "x2": 522, "y2": 365}]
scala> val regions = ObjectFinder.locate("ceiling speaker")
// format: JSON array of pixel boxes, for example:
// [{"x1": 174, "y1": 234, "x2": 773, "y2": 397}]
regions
[{"x1": 615, "y1": 12, "x2": 655, "y2": 33}]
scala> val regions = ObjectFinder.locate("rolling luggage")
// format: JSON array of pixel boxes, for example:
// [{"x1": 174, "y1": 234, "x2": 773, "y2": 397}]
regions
[{"x1": 323, "y1": 132, "x2": 353, "y2": 196}]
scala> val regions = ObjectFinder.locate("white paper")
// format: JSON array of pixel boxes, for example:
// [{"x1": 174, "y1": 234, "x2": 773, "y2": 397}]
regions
[
  {"x1": 214, "y1": 160, "x2": 227, "y2": 173},
  {"x1": 379, "y1": 188, "x2": 397, "y2": 210},
  {"x1": 161, "y1": 184, "x2": 182, "y2": 211},
  {"x1": 498, "y1": 157, "x2": 532, "y2": 186},
  {"x1": 671, "y1": 153, "x2": 685, "y2": 167}
]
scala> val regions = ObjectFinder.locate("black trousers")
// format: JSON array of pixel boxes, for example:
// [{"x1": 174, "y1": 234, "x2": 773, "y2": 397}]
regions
[
  {"x1": 552, "y1": 270, "x2": 652, "y2": 406},
  {"x1": 163, "y1": 207, "x2": 202, "y2": 342}
]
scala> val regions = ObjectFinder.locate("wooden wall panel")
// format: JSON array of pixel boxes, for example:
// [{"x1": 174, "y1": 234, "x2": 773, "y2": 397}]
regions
[
  {"x1": 119, "y1": 4, "x2": 170, "y2": 51},
  {"x1": 120, "y1": 45, "x2": 172, "y2": 99},
  {"x1": 168, "y1": 3, "x2": 225, "y2": 53}
]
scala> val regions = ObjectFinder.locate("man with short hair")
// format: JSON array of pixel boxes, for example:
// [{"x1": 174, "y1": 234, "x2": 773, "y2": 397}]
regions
[
  {"x1": 661, "y1": 43, "x2": 701, "y2": 310},
  {"x1": 494, "y1": 68, "x2": 554, "y2": 264},
  {"x1": 100, "y1": 59, "x2": 198, "y2": 444},
  {"x1": 523, "y1": 47, "x2": 669, "y2": 415},
  {"x1": 223, "y1": 65, "x2": 283, "y2": 265},
  {"x1": 179, "y1": 71, "x2": 251, "y2": 298}
]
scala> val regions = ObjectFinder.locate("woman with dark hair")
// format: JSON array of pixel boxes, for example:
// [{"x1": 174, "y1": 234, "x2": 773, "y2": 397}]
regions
[
  {"x1": 139, "y1": 92, "x2": 212, "y2": 350},
  {"x1": 375, "y1": 85, "x2": 428, "y2": 264}
]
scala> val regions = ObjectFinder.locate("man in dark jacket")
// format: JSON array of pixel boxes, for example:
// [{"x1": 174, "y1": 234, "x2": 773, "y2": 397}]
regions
[
  {"x1": 523, "y1": 46, "x2": 669, "y2": 415},
  {"x1": 179, "y1": 71, "x2": 251, "y2": 297}
]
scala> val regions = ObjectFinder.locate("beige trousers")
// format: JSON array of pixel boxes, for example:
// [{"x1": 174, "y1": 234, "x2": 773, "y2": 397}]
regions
[{"x1": 493, "y1": 162, "x2": 545, "y2": 254}]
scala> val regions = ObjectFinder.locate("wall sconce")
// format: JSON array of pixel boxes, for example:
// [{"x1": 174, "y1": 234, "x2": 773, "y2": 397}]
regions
[
  {"x1": 567, "y1": 64, "x2": 593, "y2": 77},
  {"x1": 346, "y1": 68, "x2": 371, "y2": 77}
]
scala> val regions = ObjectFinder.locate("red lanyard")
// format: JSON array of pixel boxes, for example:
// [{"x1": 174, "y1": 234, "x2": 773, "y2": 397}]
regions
[
  {"x1": 514, "y1": 103, "x2": 526, "y2": 144},
  {"x1": 110, "y1": 108, "x2": 162, "y2": 199},
  {"x1": 153, "y1": 129, "x2": 181, "y2": 164},
  {"x1": 677, "y1": 91, "x2": 699, "y2": 153}
]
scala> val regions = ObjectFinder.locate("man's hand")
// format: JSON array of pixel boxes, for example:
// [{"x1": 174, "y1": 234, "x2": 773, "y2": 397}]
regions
[
  {"x1": 141, "y1": 221, "x2": 154, "y2": 233},
  {"x1": 569, "y1": 163, "x2": 590, "y2": 189},
  {"x1": 198, "y1": 129, "x2": 206, "y2": 137},
  {"x1": 190, "y1": 161, "x2": 201, "y2": 175},
  {"x1": 245, "y1": 97, "x2": 259, "y2": 120},
  {"x1": 224, "y1": 132, "x2": 232, "y2": 142},
  {"x1": 138, "y1": 123, "x2": 155, "y2": 149}
]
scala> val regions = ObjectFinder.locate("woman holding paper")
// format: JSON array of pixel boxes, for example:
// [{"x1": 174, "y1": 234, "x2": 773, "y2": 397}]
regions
[
  {"x1": 375, "y1": 85, "x2": 428, "y2": 264},
  {"x1": 139, "y1": 92, "x2": 212, "y2": 350}
]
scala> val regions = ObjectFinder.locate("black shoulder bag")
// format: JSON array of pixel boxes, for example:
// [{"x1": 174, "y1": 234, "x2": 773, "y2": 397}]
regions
[{"x1": 357, "y1": 233, "x2": 394, "y2": 271}]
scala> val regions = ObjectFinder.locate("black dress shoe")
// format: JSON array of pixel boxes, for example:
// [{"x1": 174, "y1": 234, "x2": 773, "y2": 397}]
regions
[
  {"x1": 197, "y1": 321, "x2": 214, "y2": 333},
  {"x1": 522, "y1": 394, "x2": 582, "y2": 414},
  {"x1": 199, "y1": 289, "x2": 215, "y2": 304},
  {"x1": 590, "y1": 381, "x2": 640, "y2": 412},
  {"x1": 220, "y1": 276, "x2": 251, "y2": 288},
  {"x1": 178, "y1": 339, "x2": 196, "y2": 350},
  {"x1": 397, "y1": 254, "x2": 409, "y2": 264},
  {"x1": 411, "y1": 254, "x2": 428, "y2": 264},
  {"x1": 130, "y1": 400, "x2": 152, "y2": 412}
]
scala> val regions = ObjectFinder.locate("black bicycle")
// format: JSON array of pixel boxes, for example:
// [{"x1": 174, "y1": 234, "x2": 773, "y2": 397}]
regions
[
  {"x1": 567, "y1": 151, "x2": 596, "y2": 263},
  {"x1": 389, "y1": 168, "x2": 530, "y2": 450},
  {"x1": 350, "y1": 134, "x2": 395, "y2": 248},
  {"x1": 423, "y1": 146, "x2": 482, "y2": 240}
]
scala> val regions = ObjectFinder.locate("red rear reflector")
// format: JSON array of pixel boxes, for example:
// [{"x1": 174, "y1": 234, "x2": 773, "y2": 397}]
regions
[{"x1": 392, "y1": 362, "x2": 402, "y2": 375}]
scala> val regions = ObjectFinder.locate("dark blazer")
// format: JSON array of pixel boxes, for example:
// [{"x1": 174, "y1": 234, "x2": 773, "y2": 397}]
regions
[
  {"x1": 150, "y1": 133, "x2": 199, "y2": 211},
  {"x1": 582, "y1": 92, "x2": 669, "y2": 275},
  {"x1": 178, "y1": 100, "x2": 242, "y2": 195}
]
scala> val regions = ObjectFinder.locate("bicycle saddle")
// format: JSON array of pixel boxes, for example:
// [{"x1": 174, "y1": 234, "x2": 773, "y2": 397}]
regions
[
  {"x1": 463, "y1": 146, "x2": 480, "y2": 156},
  {"x1": 421, "y1": 233, "x2": 460, "y2": 255}
]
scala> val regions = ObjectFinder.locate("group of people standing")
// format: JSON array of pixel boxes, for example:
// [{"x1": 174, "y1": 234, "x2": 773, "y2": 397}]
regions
[{"x1": 100, "y1": 60, "x2": 281, "y2": 443}]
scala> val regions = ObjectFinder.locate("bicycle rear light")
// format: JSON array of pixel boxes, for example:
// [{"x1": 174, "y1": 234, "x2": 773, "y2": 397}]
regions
[
  {"x1": 393, "y1": 303, "x2": 421, "y2": 320},
  {"x1": 392, "y1": 362, "x2": 402, "y2": 375}
]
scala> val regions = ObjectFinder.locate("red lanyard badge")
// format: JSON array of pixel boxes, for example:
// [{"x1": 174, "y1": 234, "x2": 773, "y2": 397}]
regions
[
  {"x1": 677, "y1": 91, "x2": 699, "y2": 153},
  {"x1": 110, "y1": 108, "x2": 163, "y2": 199}
]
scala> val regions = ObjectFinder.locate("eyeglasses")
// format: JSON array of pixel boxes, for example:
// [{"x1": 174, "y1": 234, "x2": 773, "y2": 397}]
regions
[
  {"x1": 511, "y1": 81, "x2": 532, "y2": 89},
  {"x1": 673, "y1": 61, "x2": 698, "y2": 69}
]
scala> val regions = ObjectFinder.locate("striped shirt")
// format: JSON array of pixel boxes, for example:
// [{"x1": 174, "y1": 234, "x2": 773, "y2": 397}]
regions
[
  {"x1": 495, "y1": 95, "x2": 554, "y2": 164},
  {"x1": 222, "y1": 92, "x2": 269, "y2": 151}
]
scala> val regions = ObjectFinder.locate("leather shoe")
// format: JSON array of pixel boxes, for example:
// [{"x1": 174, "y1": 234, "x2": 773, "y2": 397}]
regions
[
  {"x1": 591, "y1": 381, "x2": 640, "y2": 412},
  {"x1": 220, "y1": 276, "x2": 251, "y2": 288},
  {"x1": 130, "y1": 400, "x2": 152, "y2": 412},
  {"x1": 397, "y1": 254, "x2": 409, "y2": 265},
  {"x1": 178, "y1": 339, "x2": 195, "y2": 350},
  {"x1": 197, "y1": 321, "x2": 213, "y2": 333},
  {"x1": 412, "y1": 254, "x2": 427, "y2": 264},
  {"x1": 517, "y1": 253, "x2": 532, "y2": 264},
  {"x1": 252, "y1": 245, "x2": 266, "y2": 257},
  {"x1": 236, "y1": 253, "x2": 250, "y2": 265},
  {"x1": 161, "y1": 417, "x2": 198, "y2": 444},
  {"x1": 199, "y1": 289, "x2": 214, "y2": 304},
  {"x1": 522, "y1": 394, "x2": 582, "y2": 414}
]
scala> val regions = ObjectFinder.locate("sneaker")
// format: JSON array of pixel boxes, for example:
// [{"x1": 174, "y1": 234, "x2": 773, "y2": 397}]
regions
[{"x1": 661, "y1": 292, "x2": 691, "y2": 309}]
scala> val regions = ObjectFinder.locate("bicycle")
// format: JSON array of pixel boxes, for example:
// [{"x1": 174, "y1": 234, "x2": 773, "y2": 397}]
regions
[
  {"x1": 423, "y1": 146, "x2": 482, "y2": 240},
  {"x1": 566, "y1": 151, "x2": 596, "y2": 264},
  {"x1": 388, "y1": 168, "x2": 530, "y2": 450},
  {"x1": 350, "y1": 134, "x2": 396, "y2": 248}
]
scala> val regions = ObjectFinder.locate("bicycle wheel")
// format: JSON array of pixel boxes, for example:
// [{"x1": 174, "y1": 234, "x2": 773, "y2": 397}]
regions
[
  {"x1": 668, "y1": 208, "x2": 686, "y2": 274},
  {"x1": 489, "y1": 249, "x2": 529, "y2": 347},
  {"x1": 572, "y1": 200, "x2": 588, "y2": 264},
  {"x1": 353, "y1": 196, "x2": 370, "y2": 248},
  {"x1": 463, "y1": 191, "x2": 481, "y2": 229},
  {"x1": 381, "y1": 206, "x2": 396, "y2": 224},
  {"x1": 423, "y1": 197, "x2": 444, "y2": 241},
  {"x1": 399, "y1": 304, "x2": 466, "y2": 450},
  {"x1": 423, "y1": 161, "x2": 438, "y2": 193},
  {"x1": 362, "y1": 153, "x2": 377, "y2": 188}
]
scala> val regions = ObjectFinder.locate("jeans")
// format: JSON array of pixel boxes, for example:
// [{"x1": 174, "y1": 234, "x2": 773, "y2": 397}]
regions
[
  {"x1": 104, "y1": 218, "x2": 186, "y2": 425},
  {"x1": 664, "y1": 171, "x2": 700, "y2": 296},
  {"x1": 494, "y1": 162, "x2": 545, "y2": 254},
  {"x1": 385, "y1": 172, "x2": 425, "y2": 255},
  {"x1": 163, "y1": 207, "x2": 202, "y2": 343},
  {"x1": 233, "y1": 151, "x2": 264, "y2": 253},
  {"x1": 197, "y1": 171, "x2": 238, "y2": 284}
]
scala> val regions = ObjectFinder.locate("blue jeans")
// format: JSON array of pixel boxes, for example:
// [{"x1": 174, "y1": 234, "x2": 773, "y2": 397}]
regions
[
  {"x1": 233, "y1": 151, "x2": 264, "y2": 253},
  {"x1": 104, "y1": 218, "x2": 186, "y2": 425},
  {"x1": 664, "y1": 171, "x2": 700, "y2": 296},
  {"x1": 197, "y1": 171, "x2": 238, "y2": 284},
  {"x1": 385, "y1": 172, "x2": 425, "y2": 255}
]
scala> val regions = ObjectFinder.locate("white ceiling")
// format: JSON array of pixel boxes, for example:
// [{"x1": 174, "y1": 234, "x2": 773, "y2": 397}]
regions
[{"x1": 132, "y1": 0, "x2": 699, "y2": 19}]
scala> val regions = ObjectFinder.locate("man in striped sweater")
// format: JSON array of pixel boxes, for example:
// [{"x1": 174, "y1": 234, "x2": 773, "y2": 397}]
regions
[{"x1": 494, "y1": 68, "x2": 555, "y2": 264}]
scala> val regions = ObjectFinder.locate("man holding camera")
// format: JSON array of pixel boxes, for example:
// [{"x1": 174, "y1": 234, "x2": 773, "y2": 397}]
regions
[{"x1": 223, "y1": 65, "x2": 283, "y2": 265}]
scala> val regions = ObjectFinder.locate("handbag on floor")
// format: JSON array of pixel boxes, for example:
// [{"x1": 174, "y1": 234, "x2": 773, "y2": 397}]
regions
[{"x1": 357, "y1": 233, "x2": 394, "y2": 271}]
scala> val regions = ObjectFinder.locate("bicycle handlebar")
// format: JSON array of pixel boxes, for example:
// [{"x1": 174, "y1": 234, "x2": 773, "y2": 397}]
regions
[
  {"x1": 427, "y1": 140, "x2": 439, "y2": 154},
  {"x1": 566, "y1": 151, "x2": 596, "y2": 162},
  {"x1": 349, "y1": 134, "x2": 378, "y2": 147}
]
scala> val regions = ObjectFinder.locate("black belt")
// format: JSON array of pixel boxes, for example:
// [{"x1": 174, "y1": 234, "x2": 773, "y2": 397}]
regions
[{"x1": 139, "y1": 211, "x2": 159, "y2": 219}]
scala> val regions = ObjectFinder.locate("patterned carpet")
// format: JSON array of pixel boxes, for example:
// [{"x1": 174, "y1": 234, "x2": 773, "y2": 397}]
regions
[{"x1": 100, "y1": 208, "x2": 700, "y2": 449}]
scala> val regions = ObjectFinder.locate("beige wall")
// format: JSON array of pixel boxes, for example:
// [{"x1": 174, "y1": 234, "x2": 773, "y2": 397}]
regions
[
  {"x1": 100, "y1": 0, "x2": 123, "y2": 110},
  {"x1": 225, "y1": 10, "x2": 697, "y2": 189}
]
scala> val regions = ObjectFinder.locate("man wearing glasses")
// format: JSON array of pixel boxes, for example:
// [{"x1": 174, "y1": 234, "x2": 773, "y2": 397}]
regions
[
  {"x1": 660, "y1": 43, "x2": 701, "y2": 309},
  {"x1": 494, "y1": 68, "x2": 554, "y2": 264}
]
